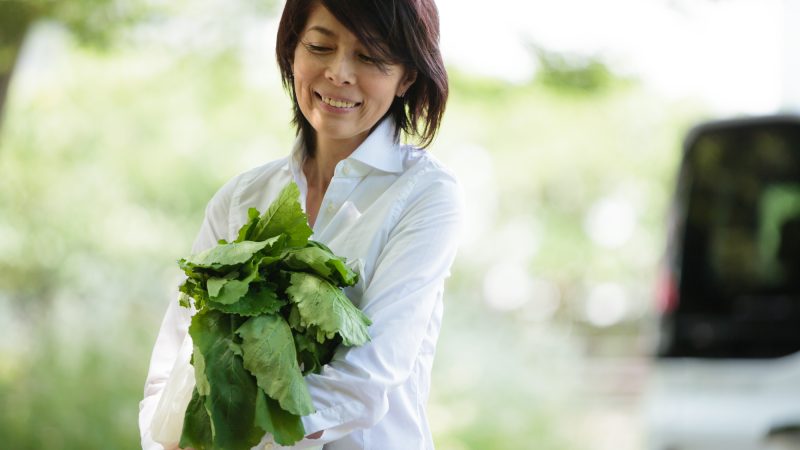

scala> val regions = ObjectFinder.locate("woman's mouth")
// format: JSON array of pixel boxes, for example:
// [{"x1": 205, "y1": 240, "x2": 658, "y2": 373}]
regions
[{"x1": 316, "y1": 92, "x2": 361, "y2": 109}]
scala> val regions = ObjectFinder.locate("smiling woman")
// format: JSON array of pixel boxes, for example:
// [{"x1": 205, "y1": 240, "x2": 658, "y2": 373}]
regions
[
  {"x1": 276, "y1": 0, "x2": 448, "y2": 156},
  {"x1": 139, "y1": 1, "x2": 462, "y2": 450},
  {"x1": 290, "y1": 7, "x2": 416, "y2": 157}
]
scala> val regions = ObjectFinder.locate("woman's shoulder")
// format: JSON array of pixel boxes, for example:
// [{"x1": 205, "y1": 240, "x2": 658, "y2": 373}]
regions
[
  {"x1": 203, "y1": 156, "x2": 291, "y2": 220},
  {"x1": 219, "y1": 155, "x2": 290, "y2": 194},
  {"x1": 394, "y1": 145, "x2": 464, "y2": 217},
  {"x1": 231, "y1": 156, "x2": 292, "y2": 193},
  {"x1": 399, "y1": 144, "x2": 460, "y2": 191}
]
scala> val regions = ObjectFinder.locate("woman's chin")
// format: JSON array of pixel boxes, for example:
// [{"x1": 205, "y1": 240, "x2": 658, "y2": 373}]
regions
[{"x1": 310, "y1": 121, "x2": 368, "y2": 145}]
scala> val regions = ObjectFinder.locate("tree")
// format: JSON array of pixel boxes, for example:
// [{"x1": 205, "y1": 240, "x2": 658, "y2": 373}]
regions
[
  {"x1": 0, "y1": 0, "x2": 279, "y2": 134},
  {"x1": 1, "y1": 0, "x2": 157, "y2": 127}
]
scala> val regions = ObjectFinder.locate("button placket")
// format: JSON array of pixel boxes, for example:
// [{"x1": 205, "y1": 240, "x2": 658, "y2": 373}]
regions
[{"x1": 313, "y1": 166, "x2": 365, "y2": 233}]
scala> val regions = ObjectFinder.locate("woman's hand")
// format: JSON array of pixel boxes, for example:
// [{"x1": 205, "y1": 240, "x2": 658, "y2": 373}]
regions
[{"x1": 306, "y1": 430, "x2": 324, "y2": 439}]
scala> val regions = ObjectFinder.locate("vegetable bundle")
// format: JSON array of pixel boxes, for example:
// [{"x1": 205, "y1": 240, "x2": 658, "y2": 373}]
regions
[{"x1": 176, "y1": 182, "x2": 371, "y2": 449}]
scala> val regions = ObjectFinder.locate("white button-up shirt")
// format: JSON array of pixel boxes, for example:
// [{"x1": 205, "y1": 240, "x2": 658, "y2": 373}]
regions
[{"x1": 139, "y1": 119, "x2": 464, "y2": 450}]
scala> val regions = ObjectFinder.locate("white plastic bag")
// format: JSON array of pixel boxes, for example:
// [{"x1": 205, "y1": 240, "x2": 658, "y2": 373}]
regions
[{"x1": 151, "y1": 333, "x2": 196, "y2": 448}]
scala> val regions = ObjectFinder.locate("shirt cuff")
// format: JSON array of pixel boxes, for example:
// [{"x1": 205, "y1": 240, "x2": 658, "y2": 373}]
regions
[{"x1": 296, "y1": 400, "x2": 368, "y2": 447}]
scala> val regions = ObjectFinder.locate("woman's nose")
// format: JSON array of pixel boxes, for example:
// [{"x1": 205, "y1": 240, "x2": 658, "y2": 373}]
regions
[{"x1": 325, "y1": 53, "x2": 356, "y2": 86}]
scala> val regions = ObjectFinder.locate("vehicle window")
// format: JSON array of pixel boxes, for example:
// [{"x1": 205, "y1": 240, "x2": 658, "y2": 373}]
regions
[{"x1": 674, "y1": 122, "x2": 800, "y2": 358}]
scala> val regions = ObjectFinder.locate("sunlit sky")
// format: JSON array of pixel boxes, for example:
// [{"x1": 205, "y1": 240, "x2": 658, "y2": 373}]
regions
[{"x1": 437, "y1": 0, "x2": 792, "y2": 115}]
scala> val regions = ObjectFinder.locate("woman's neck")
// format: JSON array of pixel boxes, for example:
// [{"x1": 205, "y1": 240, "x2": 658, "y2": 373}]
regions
[
  {"x1": 304, "y1": 133, "x2": 365, "y2": 191},
  {"x1": 302, "y1": 133, "x2": 365, "y2": 227},
  {"x1": 303, "y1": 153, "x2": 337, "y2": 194}
]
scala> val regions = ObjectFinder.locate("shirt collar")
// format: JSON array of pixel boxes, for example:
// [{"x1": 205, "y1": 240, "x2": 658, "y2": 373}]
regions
[
  {"x1": 287, "y1": 117, "x2": 404, "y2": 176},
  {"x1": 347, "y1": 118, "x2": 404, "y2": 174}
]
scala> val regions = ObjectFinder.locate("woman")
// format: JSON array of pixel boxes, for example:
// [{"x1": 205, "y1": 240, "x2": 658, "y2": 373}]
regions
[{"x1": 139, "y1": 1, "x2": 462, "y2": 448}]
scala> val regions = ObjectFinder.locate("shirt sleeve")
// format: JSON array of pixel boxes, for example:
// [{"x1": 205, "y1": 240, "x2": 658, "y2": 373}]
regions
[
  {"x1": 138, "y1": 177, "x2": 238, "y2": 450},
  {"x1": 290, "y1": 170, "x2": 465, "y2": 448}
]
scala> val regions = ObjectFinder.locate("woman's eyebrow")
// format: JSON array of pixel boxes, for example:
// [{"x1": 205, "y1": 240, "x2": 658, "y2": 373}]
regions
[{"x1": 306, "y1": 25, "x2": 336, "y2": 37}]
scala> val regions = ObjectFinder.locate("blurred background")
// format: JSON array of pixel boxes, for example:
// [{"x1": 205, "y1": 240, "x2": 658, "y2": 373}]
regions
[{"x1": 0, "y1": 0, "x2": 795, "y2": 448}]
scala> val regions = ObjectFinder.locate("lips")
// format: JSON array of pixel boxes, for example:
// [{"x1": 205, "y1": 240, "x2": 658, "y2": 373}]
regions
[{"x1": 315, "y1": 92, "x2": 362, "y2": 109}]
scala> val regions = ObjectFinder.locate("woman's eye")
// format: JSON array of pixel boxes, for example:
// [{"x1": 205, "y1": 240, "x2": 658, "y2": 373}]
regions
[
  {"x1": 304, "y1": 43, "x2": 330, "y2": 53},
  {"x1": 358, "y1": 54, "x2": 378, "y2": 64}
]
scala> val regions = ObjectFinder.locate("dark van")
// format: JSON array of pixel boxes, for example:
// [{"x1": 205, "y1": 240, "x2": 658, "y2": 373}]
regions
[{"x1": 646, "y1": 115, "x2": 800, "y2": 450}]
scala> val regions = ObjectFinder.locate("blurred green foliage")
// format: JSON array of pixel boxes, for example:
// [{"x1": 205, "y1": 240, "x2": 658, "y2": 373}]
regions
[
  {"x1": 0, "y1": 0, "x2": 148, "y2": 45},
  {"x1": 531, "y1": 45, "x2": 622, "y2": 94},
  {"x1": 0, "y1": 0, "x2": 280, "y2": 126},
  {"x1": 0, "y1": 17, "x2": 709, "y2": 450},
  {"x1": 0, "y1": 0, "x2": 150, "y2": 124}
]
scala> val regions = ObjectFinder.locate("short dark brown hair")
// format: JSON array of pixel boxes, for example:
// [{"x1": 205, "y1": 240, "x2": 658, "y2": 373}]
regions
[{"x1": 276, "y1": 0, "x2": 448, "y2": 154}]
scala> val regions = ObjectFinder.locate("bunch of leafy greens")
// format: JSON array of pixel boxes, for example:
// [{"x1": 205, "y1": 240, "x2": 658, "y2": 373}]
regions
[{"x1": 176, "y1": 182, "x2": 371, "y2": 449}]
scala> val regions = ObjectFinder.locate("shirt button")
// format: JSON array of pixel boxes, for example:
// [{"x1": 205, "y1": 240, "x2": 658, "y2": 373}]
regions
[
  {"x1": 342, "y1": 164, "x2": 351, "y2": 176},
  {"x1": 326, "y1": 202, "x2": 336, "y2": 213}
]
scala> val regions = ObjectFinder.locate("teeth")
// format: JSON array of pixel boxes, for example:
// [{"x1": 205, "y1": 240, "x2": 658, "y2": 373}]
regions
[{"x1": 322, "y1": 95, "x2": 357, "y2": 108}]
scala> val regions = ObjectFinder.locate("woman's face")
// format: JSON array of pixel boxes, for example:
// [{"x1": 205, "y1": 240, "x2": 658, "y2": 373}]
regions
[{"x1": 292, "y1": 3, "x2": 415, "y2": 152}]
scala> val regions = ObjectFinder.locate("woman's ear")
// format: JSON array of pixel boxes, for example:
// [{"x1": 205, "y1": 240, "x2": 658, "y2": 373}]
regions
[{"x1": 397, "y1": 69, "x2": 418, "y2": 97}]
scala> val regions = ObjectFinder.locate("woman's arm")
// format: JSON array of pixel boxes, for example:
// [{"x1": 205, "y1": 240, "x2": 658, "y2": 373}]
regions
[{"x1": 292, "y1": 171, "x2": 464, "y2": 447}]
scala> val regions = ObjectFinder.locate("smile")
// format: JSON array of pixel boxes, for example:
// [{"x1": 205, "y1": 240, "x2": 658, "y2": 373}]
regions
[{"x1": 316, "y1": 92, "x2": 361, "y2": 109}]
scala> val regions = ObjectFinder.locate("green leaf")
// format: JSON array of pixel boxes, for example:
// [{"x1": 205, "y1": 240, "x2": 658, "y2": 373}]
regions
[
  {"x1": 281, "y1": 247, "x2": 330, "y2": 275},
  {"x1": 180, "y1": 388, "x2": 212, "y2": 450},
  {"x1": 179, "y1": 278, "x2": 209, "y2": 311},
  {"x1": 254, "y1": 388, "x2": 306, "y2": 446},
  {"x1": 236, "y1": 315, "x2": 314, "y2": 416},
  {"x1": 187, "y1": 310, "x2": 262, "y2": 450},
  {"x1": 192, "y1": 346, "x2": 210, "y2": 396},
  {"x1": 293, "y1": 331, "x2": 338, "y2": 375},
  {"x1": 235, "y1": 207, "x2": 262, "y2": 243},
  {"x1": 210, "y1": 278, "x2": 251, "y2": 305},
  {"x1": 179, "y1": 265, "x2": 204, "y2": 282},
  {"x1": 206, "y1": 250, "x2": 280, "y2": 306},
  {"x1": 305, "y1": 240, "x2": 334, "y2": 253},
  {"x1": 287, "y1": 304, "x2": 304, "y2": 331},
  {"x1": 285, "y1": 272, "x2": 372, "y2": 346},
  {"x1": 325, "y1": 256, "x2": 359, "y2": 287},
  {"x1": 206, "y1": 284, "x2": 286, "y2": 317},
  {"x1": 179, "y1": 292, "x2": 192, "y2": 308},
  {"x1": 281, "y1": 245, "x2": 358, "y2": 286},
  {"x1": 251, "y1": 182, "x2": 312, "y2": 246},
  {"x1": 206, "y1": 277, "x2": 227, "y2": 298},
  {"x1": 254, "y1": 254, "x2": 284, "y2": 273},
  {"x1": 181, "y1": 236, "x2": 283, "y2": 269},
  {"x1": 307, "y1": 240, "x2": 359, "y2": 287}
]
